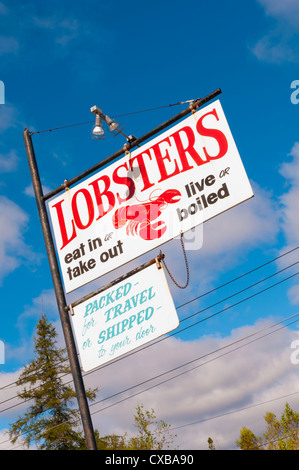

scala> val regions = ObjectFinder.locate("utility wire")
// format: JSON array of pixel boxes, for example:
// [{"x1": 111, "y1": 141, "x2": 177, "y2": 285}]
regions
[
  {"x1": 171, "y1": 390, "x2": 299, "y2": 431},
  {"x1": 2, "y1": 250, "x2": 299, "y2": 446},
  {"x1": 176, "y1": 245, "x2": 299, "y2": 311},
  {"x1": 1, "y1": 248, "x2": 299, "y2": 432},
  {"x1": 1, "y1": 251, "x2": 299, "y2": 402},
  {"x1": 1, "y1": 313, "x2": 298, "y2": 449},
  {"x1": 1, "y1": 254, "x2": 298, "y2": 404},
  {"x1": 5, "y1": 387, "x2": 299, "y2": 451},
  {"x1": 88, "y1": 315, "x2": 299, "y2": 417},
  {"x1": 30, "y1": 100, "x2": 196, "y2": 135},
  {"x1": 1, "y1": 244, "x2": 298, "y2": 391},
  {"x1": 1, "y1": 302, "x2": 298, "y2": 423},
  {"x1": 80, "y1": 264, "x2": 299, "y2": 376}
]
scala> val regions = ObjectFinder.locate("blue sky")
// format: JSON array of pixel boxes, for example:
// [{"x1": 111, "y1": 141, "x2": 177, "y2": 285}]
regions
[{"x1": 1, "y1": 0, "x2": 299, "y2": 450}]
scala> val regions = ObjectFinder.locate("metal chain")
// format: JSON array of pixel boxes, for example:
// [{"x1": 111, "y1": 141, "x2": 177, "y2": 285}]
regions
[{"x1": 161, "y1": 233, "x2": 190, "y2": 289}]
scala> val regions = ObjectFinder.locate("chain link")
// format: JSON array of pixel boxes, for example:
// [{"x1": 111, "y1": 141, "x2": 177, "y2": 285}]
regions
[{"x1": 161, "y1": 233, "x2": 190, "y2": 289}]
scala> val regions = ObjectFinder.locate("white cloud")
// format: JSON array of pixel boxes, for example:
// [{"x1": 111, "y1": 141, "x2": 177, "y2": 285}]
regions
[
  {"x1": 279, "y1": 143, "x2": 299, "y2": 249},
  {"x1": 23, "y1": 182, "x2": 52, "y2": 198},
  {"x1": 251, "y1": 33, "x2": 298, "y2": 64},
  {"x1": 82, "y1": 318, "x2": 299, "y2": 449},
  {"x1": 252, "y1": 0, "x2": 299, "y2": 63},
  {"x1": 277, "y1": 143, "x2": 299, "y2": 304},
  {"x1": 280, "y1": 143, "x2": 299, "y2": 182},
  {"x1": 33, "y1": 15, "x2": 78, "y2": 31},
  {"x1": 0, "y1": 302, "x2": 297, "y2": 449},
  {"x1": 0, "y1": 196, "x2": 35, "y2": 283},
  {"x1": 0, "y1": 367, "x2": 33, "y2": 450},
  {"x1": 200, "y1": 182, "x2": 278, "y2": 256},
  {"x1": 287, "y1": 284, "x2": 299, "y2": 305},
  {"x1": 11, "y1": 289, "x2": 64, "y2": 363},
  {"x1": 0, "y1": 150, "x2": 18, "y2": 173},
  {"x1": 32, "y1": 14, "x2": 80, "y2": 46},
  {"x1": 257, "y1": 0, "x2": 299, "y2": 26},
  {"x1": 16, "y1": 289, "x2": 58, "y2": 326},
  {"x1": 0, "y1": 104, "x2": 19, "y2": 133}
]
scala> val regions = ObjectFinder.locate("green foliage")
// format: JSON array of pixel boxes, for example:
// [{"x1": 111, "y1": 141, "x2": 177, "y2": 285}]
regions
[
  {"x1": 125, "y1": 405, "x2": 176, "y2": 450},
  {"x1": 263, "y1": 403, "x2": 299, "y2": 450},
  {"x1": 9, "y1": 315, "x2": 176, "y2": 451},
  {"x1": 236, "y1": 402, "x2": 299, "y2": 450},
  {"x1": 94, "y1": 405, "x2": 176, "y2": 450},
  {"x1": 9, "y1": 314, "x2": 97, "y2": 450},
  {"x1": 96, "y1": 432, "x2": 128, "y2": 450},
  {"x1": 235, "y1": 427, "x2": 263, "y2": 450},
  {"x1": 207, "y1": 437, "x2": 216, "y2": 450}
]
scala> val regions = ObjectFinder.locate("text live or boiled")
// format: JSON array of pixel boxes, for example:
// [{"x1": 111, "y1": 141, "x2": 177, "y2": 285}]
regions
[
  {"x1": 47, "y1": 100, "x2": 254, "y2": 293},
  {"x1": 71, "y1": 262, "x2": 179, "y2": 371}
]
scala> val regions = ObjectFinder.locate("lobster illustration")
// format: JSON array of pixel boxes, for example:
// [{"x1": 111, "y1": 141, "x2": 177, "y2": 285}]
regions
[{"x1": 112, "y1": 189, "x2": 181, "y2": 241}]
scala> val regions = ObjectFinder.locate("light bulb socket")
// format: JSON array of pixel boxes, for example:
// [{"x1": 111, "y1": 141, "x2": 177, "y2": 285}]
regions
[
  {"x1": 92, "y1": 115, "x2": 105, "y2": 139},
  {"x1": 105, "y1": 115, "x2": 119, "y2": 132}
]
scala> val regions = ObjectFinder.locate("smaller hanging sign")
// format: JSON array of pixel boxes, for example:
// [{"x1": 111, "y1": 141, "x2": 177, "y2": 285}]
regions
[{"x1": 71, "y1": 260, "x2": 179, "y2": 371}]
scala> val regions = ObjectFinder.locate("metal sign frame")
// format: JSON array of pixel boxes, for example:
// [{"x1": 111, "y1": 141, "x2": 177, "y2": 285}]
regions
[
  {"x1": 47, "y1": 98, "x2": 253, "y2": 294},
  {"x1": 23, "y1": 88, "x2": 221, "y2": 450}
]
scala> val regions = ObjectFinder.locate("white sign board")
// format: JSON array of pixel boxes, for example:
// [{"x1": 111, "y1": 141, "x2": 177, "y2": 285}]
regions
[
  {"x1": 71, "y1": 262, "x2": 179, "y2": 371},
  {"x1": 48, "y1": 100, "x2": 253, "y2": 293}
]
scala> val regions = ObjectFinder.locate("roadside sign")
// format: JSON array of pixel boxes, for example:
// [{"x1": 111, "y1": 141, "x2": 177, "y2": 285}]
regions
[
  {"x1": 48, "y1": 100, "x2": 253, "y2": 293},
  {"x1": 71, "y1": 261, "x2": 179, "y2": 371}
]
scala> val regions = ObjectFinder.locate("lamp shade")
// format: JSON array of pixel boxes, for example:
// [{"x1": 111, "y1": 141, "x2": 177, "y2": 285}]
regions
[{"x1": 92, "y1": 114, "x2": 105, "y2": 139}]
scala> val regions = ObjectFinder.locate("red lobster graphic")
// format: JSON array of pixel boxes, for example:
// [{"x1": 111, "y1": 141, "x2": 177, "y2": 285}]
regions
[{"x1": 112, "y1": 189, "x2": 181, "y2": 241}]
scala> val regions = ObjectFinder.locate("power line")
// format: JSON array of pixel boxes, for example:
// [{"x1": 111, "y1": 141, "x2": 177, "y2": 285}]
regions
[
  {"x1": 0, "y1": 308, "x2": 299, "y2": 418},
  {"x1": 2, "y1": 244, "x2": 298, "y2": 392},
  {"x1": 171, "y1": 390, "x2": 299, "y2": 431},
  {"x1": 81, "y1": 264, "x2": 299, "y2": 375},
  {"x1": 4, "y1": 385, "x2": 299, "y2": 450},
  {"x1": 88, "y1": 315, "x2": 299, "y2": 417},
  {"x1": 1, "y1": 312, "x2": 298, "y2": 449},
  {"x1": 1, "y1": 252, "x2": 299, "y2": 407},
  {"x1": 256, "y1": 430, "x2": 299, "y2": 449},
  {"x1": 1, "y1": 247, "x2": 299, "y2": 442},
  {"x1": 0, "y1": 315, "x2": 296, "y2": 448},
  {"x1": 171, "y1": 269, "x2": 299, "y2": 337},
  {"x1": 6, "y1": 307, "x2": 298, "y2": 419},
  {"x1": 176, "y1": 245, "x2": 299, "y2": 311},
  {"x1": 30, "y1": 99, "x2": 196, "y2": 135}
]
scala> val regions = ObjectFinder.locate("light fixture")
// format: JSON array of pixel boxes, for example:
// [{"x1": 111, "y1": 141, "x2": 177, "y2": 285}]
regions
[
  {"x1": 90, "y1": 105, "x2": 105, "y2": 139},
  {"x1": 90, "y1": 105, "x2": 138, "y2": 145},
  {"x1": 104, "y1": 115, "x2": 119, "y2": 132},
  {"x1": 90, "y1": 105, "x2": 123, "y2": 139},
  {"x1": 92, "y1": 114, "x2": 105, "y2": 138}
]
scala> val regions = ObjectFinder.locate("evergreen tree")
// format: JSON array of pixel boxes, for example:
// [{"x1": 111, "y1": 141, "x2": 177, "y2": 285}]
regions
[
  {"x1": 9, "y1": 315, "x2": 175, "y2": 450},
  {"x1": 9, "y1": 314, "x2": 97, "y2": 450}
]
